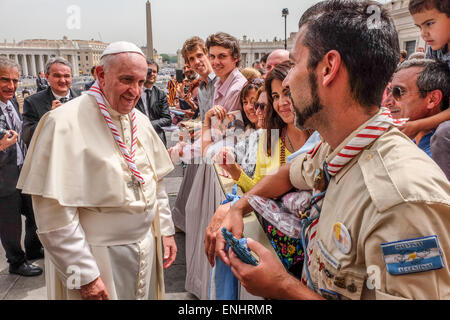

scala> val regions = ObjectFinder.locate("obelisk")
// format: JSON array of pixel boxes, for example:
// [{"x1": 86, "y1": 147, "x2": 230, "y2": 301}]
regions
[{"x1": 146, "y1": 1, "x2": 154, "y2": 59}]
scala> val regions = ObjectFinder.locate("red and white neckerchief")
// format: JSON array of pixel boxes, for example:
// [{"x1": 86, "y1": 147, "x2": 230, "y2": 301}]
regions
[
  {"x1": 301, "y1": 107, "x2": 407, "y2": 289},
  {"x1": 86, "y1": 81, "x2": 145, "y2": 184}
]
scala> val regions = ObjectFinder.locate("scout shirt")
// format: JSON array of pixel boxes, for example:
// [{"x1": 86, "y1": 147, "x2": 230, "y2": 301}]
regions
[{"x1": 289, "y1": 111, "x2": 450, "y2": 300}]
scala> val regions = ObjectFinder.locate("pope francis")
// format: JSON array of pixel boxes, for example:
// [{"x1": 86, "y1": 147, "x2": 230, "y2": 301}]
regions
[{"x1": 17, "y1": 42, "x2": 177, "y2": 300}]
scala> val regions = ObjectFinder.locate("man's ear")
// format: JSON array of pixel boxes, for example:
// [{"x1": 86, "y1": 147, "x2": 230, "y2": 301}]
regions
[
  {"x1": 96, "y1": 66, "x2": 105, "y2": 86},
  {"x1": 321, "y1": 50, "x2": 342, "y2": 87},
  {"x1": 426, "y1": 89, "x2": 443, "y2": 110}
]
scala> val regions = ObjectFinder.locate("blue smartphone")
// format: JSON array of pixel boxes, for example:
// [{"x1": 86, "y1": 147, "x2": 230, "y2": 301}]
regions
[{"x1": 222, "y1": 227, "x2": 258, "y2": 266}]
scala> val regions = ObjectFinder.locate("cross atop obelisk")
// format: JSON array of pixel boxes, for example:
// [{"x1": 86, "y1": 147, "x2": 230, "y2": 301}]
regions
[{"x1": 146, "y1": 0, "x2": 154, "y2": 59}]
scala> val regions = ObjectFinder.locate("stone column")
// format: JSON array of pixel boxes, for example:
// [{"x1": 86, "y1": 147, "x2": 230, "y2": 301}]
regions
[
  {"x1": 21, "y1": 54, "x2": 28, "y2": 76},
  {"x1": 30, "y1": 54, "x2": 37, "y2": 77},
  {"x1": 71, "y1": 55, "x2": 79, "y2": 76},
  {"x1": 38, "y1": 55, "x2": 45, "y2": 73},
  {"x1": 146, "y1": 1, "x2": 154, "y2": 59}
]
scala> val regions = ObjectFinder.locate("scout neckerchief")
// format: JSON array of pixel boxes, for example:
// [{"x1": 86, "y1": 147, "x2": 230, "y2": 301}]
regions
[
  {"x1": 87, "y1": 81, "x2": 145, "y2": 185},
  {"x1": 300, "y1": 107, "x2": 407, "y2": 291}
]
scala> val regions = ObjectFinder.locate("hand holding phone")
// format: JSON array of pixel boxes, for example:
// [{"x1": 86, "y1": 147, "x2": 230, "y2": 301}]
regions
[{"x1": 221, "y1": 227, "x2": 259, "y2": 266}]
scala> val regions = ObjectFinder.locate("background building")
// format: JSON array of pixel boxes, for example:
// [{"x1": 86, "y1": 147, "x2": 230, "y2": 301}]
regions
[
  {"x1": 0, "y1": 36, "x2": 108, "y2": 77},
  {"x1": 384, "y1": 0, "x2": 425, "y2": 56}
]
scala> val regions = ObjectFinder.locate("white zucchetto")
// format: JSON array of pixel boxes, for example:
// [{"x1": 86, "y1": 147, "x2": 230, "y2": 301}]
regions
[{"x1": 100, "y1": 41, "x2": 145, "y2": 59}]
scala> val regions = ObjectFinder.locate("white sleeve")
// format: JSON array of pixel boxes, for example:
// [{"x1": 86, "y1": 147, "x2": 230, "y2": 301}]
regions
[
  {"x1": 32, "y1": 195, "x2": 100, "y2": 287},
  {"x1": 155, "y1": 179, "x2": 175, "y2": 236}
]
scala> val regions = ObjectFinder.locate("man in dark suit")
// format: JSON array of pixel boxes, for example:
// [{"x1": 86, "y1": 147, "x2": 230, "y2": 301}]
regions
[
  {"x1": 23, "y1": 57, "x2": 79, "y2": 146},
  {"x1": 36, "y1": 71, "x2": 48, "y2": 92},
  {"x1": 135, "y1": 60, "x2": 172, "y2": 147},
  {"x1": 0, "y1": 57, "x2": 43, "y2": 276},
  {"x1": 84, "y1": 65, "x2": 97, "y2": 91}
]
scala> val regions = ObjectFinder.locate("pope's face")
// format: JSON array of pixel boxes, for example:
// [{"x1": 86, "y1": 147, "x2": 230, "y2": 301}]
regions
[{"x1": 97, "y1": 53, "x2": 147, "y2": 115}]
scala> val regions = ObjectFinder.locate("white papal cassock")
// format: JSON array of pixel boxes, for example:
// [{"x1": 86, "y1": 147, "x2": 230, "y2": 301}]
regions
[{"x1": 17, "y1": 92, "x2": 175, "y2": 300}]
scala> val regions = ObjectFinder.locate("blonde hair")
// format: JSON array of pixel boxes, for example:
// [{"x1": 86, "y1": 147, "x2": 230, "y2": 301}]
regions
[{"x1": 240, "y1": 67, "x2": 262, "y2": 81}]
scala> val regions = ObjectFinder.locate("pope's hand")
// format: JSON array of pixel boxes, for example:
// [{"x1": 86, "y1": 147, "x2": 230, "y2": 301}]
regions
[
  {"x1": 80, "y1": 277, "x2": 110, "y2": 300},
  {"x1": 162, "y1": 235, "x2": 177, "y2": 269},
  {"x1": 204, "y1": 202, "x2": 231, "y2": 266},
  {"x1": 228, "y1": 238, "x2": 287, "y2": 299}
]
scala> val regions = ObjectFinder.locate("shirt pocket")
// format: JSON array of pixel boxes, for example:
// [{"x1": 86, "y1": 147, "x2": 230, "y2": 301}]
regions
[{"x1": 316, "y1": 240, "x2": 366, "y2": 300}]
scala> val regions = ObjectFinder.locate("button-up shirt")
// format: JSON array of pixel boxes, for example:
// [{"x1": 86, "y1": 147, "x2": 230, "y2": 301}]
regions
[
  {"x1": 213, "y1": 68, "x2": 247, "y2": 113},
  {"x1": 198, "y1": 72, "x2": 218, "y2": 121}
]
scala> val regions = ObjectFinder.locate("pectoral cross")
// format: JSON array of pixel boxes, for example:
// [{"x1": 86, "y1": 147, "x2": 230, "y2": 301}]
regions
[{"x1": 127, "y1": 175, "x2": 141, "y2": 200}]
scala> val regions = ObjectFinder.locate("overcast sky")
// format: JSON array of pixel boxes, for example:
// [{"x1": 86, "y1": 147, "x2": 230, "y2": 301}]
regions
[{"x1": 0, "y1": 0, "x2": 392, "y2": 54}]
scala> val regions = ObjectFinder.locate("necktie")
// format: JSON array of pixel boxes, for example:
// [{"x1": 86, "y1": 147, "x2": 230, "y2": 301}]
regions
[
  {"x1": 4, "y1": 104, "x2": 27, "y2": 156},
  {"x1": 145, "y1": 89, "x2": 153, "y2": 119},
  {"x1": 60, "y1": 97, "x2": 68, "y2": 104}
]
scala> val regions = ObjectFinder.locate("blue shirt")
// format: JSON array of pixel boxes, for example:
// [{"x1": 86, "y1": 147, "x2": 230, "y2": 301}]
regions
[{"x1": 414, "y1": 130, "x2": 436, "y2": 157}]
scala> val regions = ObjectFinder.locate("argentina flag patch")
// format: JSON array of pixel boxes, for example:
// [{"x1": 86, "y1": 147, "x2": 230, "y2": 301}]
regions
[{"x1": 381, "y1": 236, "x2": 444, "y2": 276}]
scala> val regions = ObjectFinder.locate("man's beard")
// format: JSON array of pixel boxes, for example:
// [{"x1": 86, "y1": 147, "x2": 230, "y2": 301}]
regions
[{"x1": 291, "y1": 71, "x2": 324, "y2": 130}]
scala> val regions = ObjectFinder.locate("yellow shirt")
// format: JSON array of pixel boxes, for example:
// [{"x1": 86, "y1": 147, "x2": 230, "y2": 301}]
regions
[{"x1": 236, "y1": 131, "x2": 292, "y2": 193}]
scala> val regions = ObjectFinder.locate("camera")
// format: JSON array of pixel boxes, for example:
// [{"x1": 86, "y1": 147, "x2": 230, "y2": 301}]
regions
[
  {"x1": 184, "y1": 85, "x2": 189, "y2": 95},
  {"x1": 0, "y1": 115, "x2": 11, "y2": 139}
]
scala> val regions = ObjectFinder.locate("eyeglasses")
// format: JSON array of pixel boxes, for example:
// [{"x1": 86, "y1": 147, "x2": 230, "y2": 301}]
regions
[
  {"x1": 254, "y1": 102, "x2": 266, "y2": 111},
  {"x1": 147, "y1": 68, "x2": 155, "y2": 76},
  {"x1": 388, "y1": 86, "x2": 426, "y2": 101}
]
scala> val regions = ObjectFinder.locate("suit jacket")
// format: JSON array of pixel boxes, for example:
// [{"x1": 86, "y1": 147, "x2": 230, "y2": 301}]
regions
[
  {"x1": 135, "y1": 86, "x2": 172, "y2": 147},
  {"x1": 22, "y1": 87, "x2": 79, "y2": 146},
  {"x1": 0, "y1": 99, "x2": 21, "y2": 197},
  {"x1": 36, "y1": 77, "x2": 49, "y2": 92}
]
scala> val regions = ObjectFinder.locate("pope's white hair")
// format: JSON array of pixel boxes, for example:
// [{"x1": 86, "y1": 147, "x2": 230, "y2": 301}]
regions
[{"x1": 99, "y1": 52, "x2": 145, "y2": 72}]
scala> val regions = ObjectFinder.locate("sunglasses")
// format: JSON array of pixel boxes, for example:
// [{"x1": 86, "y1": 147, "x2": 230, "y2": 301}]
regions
[
  {"x1": 389, "y1": 86, "x2": 426, "y2": 102},
  {"x1": 147, "y1": 68, "x2": 155, "y2": 76},
  {"x1": 254, "y1": 102, "x2": 266, "y2": 111}
]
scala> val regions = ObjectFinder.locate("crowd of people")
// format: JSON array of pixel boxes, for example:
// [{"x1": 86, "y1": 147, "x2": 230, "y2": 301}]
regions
[{"x1": 0, "y1": 0, "x2": 449, "y2": 301}]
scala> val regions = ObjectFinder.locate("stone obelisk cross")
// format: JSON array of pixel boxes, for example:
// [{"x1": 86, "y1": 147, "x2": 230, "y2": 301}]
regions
[{"x1": 146, "y1": 1, "x2": 154, "y2": 59}]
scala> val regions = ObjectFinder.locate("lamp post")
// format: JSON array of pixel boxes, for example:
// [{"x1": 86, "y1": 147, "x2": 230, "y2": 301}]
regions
[{"x1": 282, "y1": 8, "x2": 289, "y2": 50}]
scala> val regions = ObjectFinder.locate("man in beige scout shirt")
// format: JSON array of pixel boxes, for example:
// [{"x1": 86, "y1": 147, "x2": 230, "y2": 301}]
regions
[
  {"x1": 213, "y1": 0, "x2": 450, "y2": 300},
  {"x1": 17, "y1": 41, "x2": 177, "y2": 300}
]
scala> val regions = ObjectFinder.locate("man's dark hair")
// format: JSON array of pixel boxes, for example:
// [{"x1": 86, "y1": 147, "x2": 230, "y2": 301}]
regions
[
  {"x1": 396, "y1": 59, "x2": 450, "y2": 110},
  {"x1": 146, "y1": 59, "x2": 159, "y2": 73},
  {"x1": 206, "y1": 32, "x2": 241, "y2": 67},
  {"x1": 260, "y1": 53, "x2": 269, "y2": 64},
  {"x1": 298, "y1": 0, "x2": 400, "y2": 108},
  {"x1": 409, "y1": 0, "x2": 450, "y2": 17}
]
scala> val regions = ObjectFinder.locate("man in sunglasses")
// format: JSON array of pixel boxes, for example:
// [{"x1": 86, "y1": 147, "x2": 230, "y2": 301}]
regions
[
  {"x1": 389, "y1": 59, "x2": 449, "y2": 157},
  {"x1": 135, "y1": 59, "x2": 172, "y2": 147}
]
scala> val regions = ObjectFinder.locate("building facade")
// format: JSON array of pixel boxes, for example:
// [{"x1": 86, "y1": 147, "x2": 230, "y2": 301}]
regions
[
  {"x1": 384, "y1": 0, "x2": 425, "y2": 56},
  {"x1": 0, "y1": 37, "x2": 108, "y2": 77}
]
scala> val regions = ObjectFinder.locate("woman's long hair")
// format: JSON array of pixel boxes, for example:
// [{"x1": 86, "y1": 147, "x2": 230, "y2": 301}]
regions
[{"x1": 263, "y1": 60, "x2": 294, "y2": 156}]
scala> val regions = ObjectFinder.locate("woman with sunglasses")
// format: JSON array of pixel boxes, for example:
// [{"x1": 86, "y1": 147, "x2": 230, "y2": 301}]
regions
[
  {"x1": 206, "y1": 61, "x2": 315, "y2": 279},
  {"x1": 217, "y1": 61, "x2": 311, "y2": 192}
]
